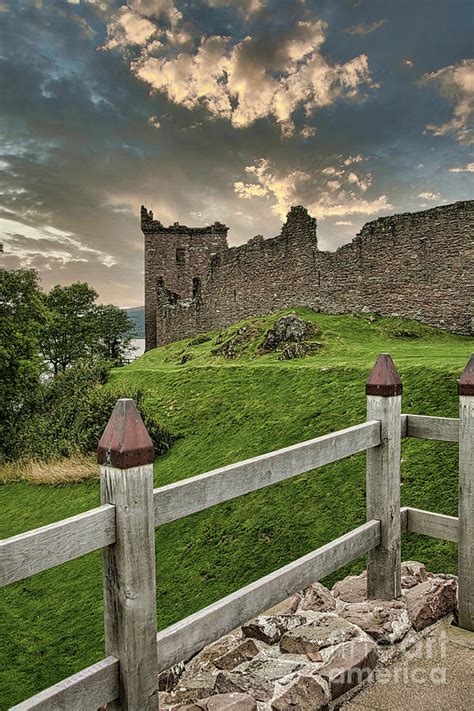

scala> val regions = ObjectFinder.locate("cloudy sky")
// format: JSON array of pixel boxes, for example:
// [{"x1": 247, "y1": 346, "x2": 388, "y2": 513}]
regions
[{"x1": 0, "y1": 0, "x2": 473, "y2": 307}]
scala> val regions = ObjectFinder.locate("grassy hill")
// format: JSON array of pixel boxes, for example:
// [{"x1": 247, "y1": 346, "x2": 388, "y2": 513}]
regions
[{"x1": 0, "y1": 308, "x2": 472, "y2": 709}]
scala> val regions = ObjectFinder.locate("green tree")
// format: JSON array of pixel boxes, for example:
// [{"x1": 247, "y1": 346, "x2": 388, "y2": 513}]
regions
[
  {"x1": 41, "y1": 284, "x2": 136, "y2": 372},
  {"x1": 0, "y1": 270, "x2": 46, "y2": 457},
  {"x1": 92, "y1": 304, "x2": 136, "y2": 366},
  {"x1": 41, "y1": 282, "x2": 98, "y2": 374}
]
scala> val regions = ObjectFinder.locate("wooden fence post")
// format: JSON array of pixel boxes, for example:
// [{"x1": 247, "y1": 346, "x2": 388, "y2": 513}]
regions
[
  {"x1": 458, "y1": 353, "x2": 474, "y2": 631},
  {"x1": 366, "y1": 353, "x2": 402, "y2": 600},
  {"x1": 98, "y1": 399, "x2": 159, "y2": 710}
]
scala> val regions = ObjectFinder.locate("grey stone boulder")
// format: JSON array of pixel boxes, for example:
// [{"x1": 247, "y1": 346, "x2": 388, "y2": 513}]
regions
[
  {"x1": 278, "y1": 342, "x2": 314, "y2": 360},
  {"x1": 262, "y1": 314, "x2": 310, "y2": 351},
  {"x1": 242, "y1": 614, "x2": 306, "y2": 645},
  {"x1": 332, "y1": 572, "x2": 367, "y2": 603},
  {"x1": 163, "y1": 667, "x2": 216, "y2": 707},
  {"x1": 270, "y1": 673, "x2": 329, "y2": 710},
  {"x1": 280, "y1": 614, "x2": 359, "y2": 655},
  {"x1": 205, "y1": 692, "x2": 258, "y2": 710},
  {"x1": 404, "y1": 576, "x2": 457, "y2": 631},
  {"x1": 158, "y1": 661, "x2": 186, "y2": 692},
  {"x1": 401, "y1": 561, "x2": 429, "y2": 589},
  {"x1": 214, "y1": 669, "x2": 273, "y2": 703},
  {"x1": 339, "y1": 599, "x2": 411, "y2": 644},
  {"x1": 300, "y1": 583, "x2": 336, "y2": 613},
  {"x1": 164, "y1": 636, "x2": 247, "y2": 706},
  {"x1": 317, "y1": 639, "x2": 378, "y2": 699},
  {"x1": 213, "y1": 639, "x2": 260, "y2": 671},
  {"x1": 187, "y1": 632, "x2": 244, "y2": 674},
  {"x1": 215, "y1": 657, "x2": 303, "y2": 702},
  {"x1": 264, "y1": 593, "x2": 301, "y2": 616}
]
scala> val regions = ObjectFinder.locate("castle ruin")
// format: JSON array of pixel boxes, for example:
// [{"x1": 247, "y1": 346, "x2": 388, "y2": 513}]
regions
[{"x1": 142, "y1": 200, "x2": 473, "y2": 349}]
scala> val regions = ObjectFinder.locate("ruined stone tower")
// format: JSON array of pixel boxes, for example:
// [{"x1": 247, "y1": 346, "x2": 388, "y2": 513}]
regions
[
  {"x1": 142, "y1": 206, "x2": 229, "y2": 349},
  {"x1": 142, "y1": 201, "x2": 473, "y2": 349}
]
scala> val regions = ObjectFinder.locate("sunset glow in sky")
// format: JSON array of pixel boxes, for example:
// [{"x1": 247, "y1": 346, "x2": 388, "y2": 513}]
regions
[{"x1": 0, "y1": 0, "x2": 473, "y2": 306}]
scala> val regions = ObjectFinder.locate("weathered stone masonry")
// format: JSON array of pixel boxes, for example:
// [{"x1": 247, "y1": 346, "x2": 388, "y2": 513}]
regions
[{"x1": 142, "y1": 200, "x2": 473, "y2": 349}]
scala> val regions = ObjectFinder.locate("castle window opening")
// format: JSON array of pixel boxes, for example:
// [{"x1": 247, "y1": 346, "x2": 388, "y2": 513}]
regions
[{"x1": 176, "y1": 247, "x2": 185, "y2": 265}]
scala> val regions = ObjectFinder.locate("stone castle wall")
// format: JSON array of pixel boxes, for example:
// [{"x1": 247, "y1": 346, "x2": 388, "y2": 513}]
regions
[{"x1": 142, "y1": 201, "x2": 473, "y2": 349}]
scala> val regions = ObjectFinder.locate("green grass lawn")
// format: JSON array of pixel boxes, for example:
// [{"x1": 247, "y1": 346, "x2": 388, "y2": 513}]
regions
[{"x1": 0, "y1": 309, "x2": 472, "y2": 709}]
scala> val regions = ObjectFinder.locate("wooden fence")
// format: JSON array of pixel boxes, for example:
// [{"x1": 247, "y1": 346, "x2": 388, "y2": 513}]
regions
[{"x1": 1, "y1": 352, "x2": 472, "y2": 710}]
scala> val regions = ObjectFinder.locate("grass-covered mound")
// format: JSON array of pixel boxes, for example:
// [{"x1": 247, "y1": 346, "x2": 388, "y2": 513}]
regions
[{"x1": 0, "y1": 308, "x2": 472, "y2": 709}]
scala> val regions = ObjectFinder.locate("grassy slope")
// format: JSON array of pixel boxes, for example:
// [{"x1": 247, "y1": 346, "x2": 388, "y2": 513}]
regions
[{"x1": 0, "y1": 308, "x2": 472, "y2": 708}]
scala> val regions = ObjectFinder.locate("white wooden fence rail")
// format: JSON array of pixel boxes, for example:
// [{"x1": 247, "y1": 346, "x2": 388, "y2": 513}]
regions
[
  {"x1": 402, "y1": 414, "x2": 459, "y2": 442},
  {"x1": 9, "y1": 657, "x2": 119, "y2": 711},
  {"x1": 0, "y1": 504, "x2": 116, "y2": 587},
  {"x1": 153, "y1": 420, "x2": 381, "y2": 526},
  {"x1": 1, "y1": 351, "x2": 471, "y2": 711},
  {"x1": 405, "y1": 507, "x2": 459, "y2": 543}
]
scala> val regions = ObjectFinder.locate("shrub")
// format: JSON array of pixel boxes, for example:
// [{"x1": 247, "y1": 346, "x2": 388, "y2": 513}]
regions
[{"x1": 9, "y1": 360, "x2": 175, "y2": 464}]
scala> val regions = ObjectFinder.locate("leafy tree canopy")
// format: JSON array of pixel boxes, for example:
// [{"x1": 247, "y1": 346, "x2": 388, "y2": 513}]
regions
[
  {"x1": 1, "y1": 270, "x2": 138, "y2": 460},
  {"x1": 41, "y1": 282, "x2": 136, "y2": 373},
  {"x1": 0, "y1": 270, "x2": 47, "y2": 456},
  {"x1": 92, "y1": 303, "x2": 136, "y2": 366}
]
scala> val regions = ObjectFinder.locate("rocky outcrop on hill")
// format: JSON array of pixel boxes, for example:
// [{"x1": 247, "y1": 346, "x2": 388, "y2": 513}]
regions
[
  {"x1": 261, "y1": 314, "x2": 310, "y2": 350},
  {"x1": 159, "y1": 562, "x2": 458, "y2": 710},
  {"x1": 260, "y1": 313, "x2": 322, "y2": 360}
]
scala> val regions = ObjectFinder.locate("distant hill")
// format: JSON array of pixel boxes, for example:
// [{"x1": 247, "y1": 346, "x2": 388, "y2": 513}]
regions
[{"x1": 126, "y1": 306, "x2": 144, "y2": 338}]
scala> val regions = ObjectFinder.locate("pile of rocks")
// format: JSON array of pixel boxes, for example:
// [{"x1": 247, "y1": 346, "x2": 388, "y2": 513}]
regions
[
  {"x1": 159, "y1": 562, "x2": 458, "y2": 710},
  {"x1": 260, "y1": 314, "x2": 321, "y2": 360}
]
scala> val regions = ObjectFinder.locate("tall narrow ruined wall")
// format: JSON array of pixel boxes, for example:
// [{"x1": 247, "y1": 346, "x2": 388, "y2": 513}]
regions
[{"x1": 143, "y1": 201, "x2": 473, "y2": 348}]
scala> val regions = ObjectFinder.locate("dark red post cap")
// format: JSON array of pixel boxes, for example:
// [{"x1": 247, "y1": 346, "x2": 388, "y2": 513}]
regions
[
  {"x1": 366, "y1": 353, "x2": 402, "y2": 397},
  {"x1": 459, "y1": 353, "x2": 474, "y2": 396},
  {"x1": 98, "y1": 398, "x2": 155, "y2": 468}
]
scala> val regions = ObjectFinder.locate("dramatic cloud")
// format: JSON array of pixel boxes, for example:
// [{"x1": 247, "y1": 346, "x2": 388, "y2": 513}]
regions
[
  {"x1": 234, "y1": 159, "x2": 309, "y2": 216},
  {"x1": 423, "y1": 58, "x2": 474, "y2": 145},
  {"x1": 113, "y1": 15, "x2": 377, "y2": 134},
  {"x1": 102, "y1": 6, "x2": 157, "y2": 49},
  {"x1": 207, "y1": 0, "x2": 266, "y2": 16},
  {"x1": 418, "y1": 191, "x2": 441, "y2": 200},
  {"x1": 0, "y1": 0, "x2": 472, "y2": 305},
  {"x1": 234, "y1": 156, "x2": 392, "y2": 220},
  {"x1": 449, "y1": 162, "x2": 474, "y2": 172},
  {"x1": 344, "y1": 20, "x2": 386, "y2": 37},
  {"x1": 130, "y1": 0, "x2": 182, "y2": 25},
  {"x1": 133, "y1": 35, "x2": 233, "y2": 119},
  {"x1": 2, "y1": 218, "x2": 116, "y2": 269}
]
